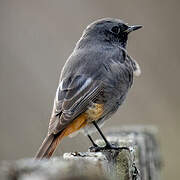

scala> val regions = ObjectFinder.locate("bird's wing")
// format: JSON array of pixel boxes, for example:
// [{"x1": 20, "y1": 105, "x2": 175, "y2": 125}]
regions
[
  {"x1": 48, "y1": 74, "x2": 104, "y2": 134},
  {"x1": 48, "y1": 46, "x2": 129, "y2": 135}
]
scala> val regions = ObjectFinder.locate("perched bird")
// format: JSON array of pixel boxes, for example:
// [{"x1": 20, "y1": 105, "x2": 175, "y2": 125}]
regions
[{"x1": 35, "y1": 18, "x2": 142, "y2": 159}]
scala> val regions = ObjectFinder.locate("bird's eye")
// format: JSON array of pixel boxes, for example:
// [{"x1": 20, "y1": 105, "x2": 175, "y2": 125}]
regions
[{"x1": 111, "y1": 26, "x2": 120, "y2": 34}]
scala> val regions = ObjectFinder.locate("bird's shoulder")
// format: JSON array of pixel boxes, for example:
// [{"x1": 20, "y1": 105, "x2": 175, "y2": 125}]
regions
[{"x1": 61, "y1": 45, "x2": 126, "y2": 80}]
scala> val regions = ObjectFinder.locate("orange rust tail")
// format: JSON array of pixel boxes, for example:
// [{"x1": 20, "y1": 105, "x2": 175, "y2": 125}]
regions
[
  {"x1": 35, "y1": 113, "x2": 88, "y2": 159},
  {"x1": 35, "y1": 131, "x2": 64, "y2": 159}
]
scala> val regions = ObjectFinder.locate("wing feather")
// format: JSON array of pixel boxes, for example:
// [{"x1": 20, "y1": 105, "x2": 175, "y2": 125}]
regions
[{"x1": 48, "y1": 74, "x2": 103, "y2": 134}]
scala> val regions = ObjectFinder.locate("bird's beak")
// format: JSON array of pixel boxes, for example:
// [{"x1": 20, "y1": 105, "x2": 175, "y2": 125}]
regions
[{"x1": 125, "y1": 25, "x2": 143, "y2": 33}]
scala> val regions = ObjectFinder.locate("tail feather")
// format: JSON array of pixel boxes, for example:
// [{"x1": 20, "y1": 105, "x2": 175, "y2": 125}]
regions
[
  {"x1": 35, "y1": 112, "x2": 88, "y2": 159},
  {"x1": 35, "y1": 131, "x2": 64, "y2": 159}
]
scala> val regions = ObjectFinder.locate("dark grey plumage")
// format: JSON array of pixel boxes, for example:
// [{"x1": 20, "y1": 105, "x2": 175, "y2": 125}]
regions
[
  {"x1": 49, "y1": 18, "x2": 142, "y2": 135},
  {"x1": 35, "y1": 18, "x2": 142, "y2": 159}
]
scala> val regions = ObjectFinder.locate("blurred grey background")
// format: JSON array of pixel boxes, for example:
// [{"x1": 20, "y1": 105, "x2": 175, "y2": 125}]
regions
[{"x1": 0, "y1": 0, "x2": 179, "y2": 179}]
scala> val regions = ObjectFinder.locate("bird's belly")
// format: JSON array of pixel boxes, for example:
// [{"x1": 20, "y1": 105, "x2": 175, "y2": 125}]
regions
[
  {"x1": 67, "y1": 92, "x2": 127, "y2": 137},
  {"x1": 85, "y1": 103, "x2": 104, "y2": 122}
]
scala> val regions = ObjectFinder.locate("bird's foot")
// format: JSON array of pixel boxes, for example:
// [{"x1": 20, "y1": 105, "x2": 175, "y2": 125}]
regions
[{"x1": 89, "y1": 143, "x2": 129, "y2": 152}]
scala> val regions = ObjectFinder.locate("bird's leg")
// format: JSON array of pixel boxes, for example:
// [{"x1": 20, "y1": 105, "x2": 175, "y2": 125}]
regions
[
  {"x1": 90, "y1": 121, "x2": 129, "y2": 152},
  {"x1": 87, "y1": 134, "x2": 98, "y2": 147},
  {"x1": 92, "y1": 121, "x2": 112, "y2": 148}
]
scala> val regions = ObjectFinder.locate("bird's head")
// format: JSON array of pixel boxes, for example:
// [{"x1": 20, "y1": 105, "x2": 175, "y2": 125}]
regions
[{"x1": 80, "y1": 18, "x2": 142, "y2": 48}]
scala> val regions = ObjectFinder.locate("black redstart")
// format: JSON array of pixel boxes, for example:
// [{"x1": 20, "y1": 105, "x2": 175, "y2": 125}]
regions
[{"x1": 35, "y1": 18, "x2": 142, "y2": 159}]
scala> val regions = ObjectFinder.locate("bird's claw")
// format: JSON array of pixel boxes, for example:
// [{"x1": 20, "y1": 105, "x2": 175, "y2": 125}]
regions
[{"x1": 89, "y1": 144, "x2": 130, "y2": 152}]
